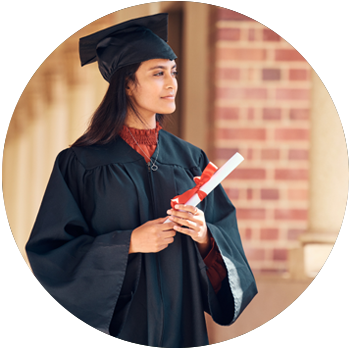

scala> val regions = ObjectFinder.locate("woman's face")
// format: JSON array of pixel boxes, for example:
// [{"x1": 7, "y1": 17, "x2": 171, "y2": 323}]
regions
[{"x1": 127, "y1": 59, "x2": 178, "y2": 119}]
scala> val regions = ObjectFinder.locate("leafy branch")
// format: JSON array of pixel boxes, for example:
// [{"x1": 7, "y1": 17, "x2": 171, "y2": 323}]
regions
[{"x1": 1, "y1": 277, "x2": 325, "y2": 349}]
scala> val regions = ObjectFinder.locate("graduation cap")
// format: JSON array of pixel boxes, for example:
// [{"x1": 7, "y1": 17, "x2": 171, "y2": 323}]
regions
[{"x1": 79, "y1": 13, "x2": 177, "y2": 82}]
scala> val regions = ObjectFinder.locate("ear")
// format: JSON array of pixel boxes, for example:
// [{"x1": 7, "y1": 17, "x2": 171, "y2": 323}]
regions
[{"x1": 125, "y1": 80, "x2": 134, "y2": 97}]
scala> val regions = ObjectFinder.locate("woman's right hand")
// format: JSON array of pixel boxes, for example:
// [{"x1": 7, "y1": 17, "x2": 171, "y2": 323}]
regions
[{"x1": 129, "y1": 217, "x2": 176, "y2": 254}]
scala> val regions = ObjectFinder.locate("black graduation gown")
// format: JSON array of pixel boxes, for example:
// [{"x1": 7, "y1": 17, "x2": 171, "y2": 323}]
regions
[{"x1": 26, "y1": 129, "x2": 257, "y2": 347}]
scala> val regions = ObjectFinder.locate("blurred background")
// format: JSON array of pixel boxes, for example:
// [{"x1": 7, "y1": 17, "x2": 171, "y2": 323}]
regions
[{"x1": 2, "y1": 1, "x2": 348, "y2": 345}]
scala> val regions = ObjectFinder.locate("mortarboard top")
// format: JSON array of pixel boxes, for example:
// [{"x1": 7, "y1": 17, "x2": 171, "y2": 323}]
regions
[{"x1": 79, "y1": 13, "x2": 177, "y2": 82}]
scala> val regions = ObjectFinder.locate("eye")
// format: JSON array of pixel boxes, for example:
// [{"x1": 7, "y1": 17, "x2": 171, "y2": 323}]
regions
[
  {"x1": 172, "y1": 71, "x2": 179, "y2": 77},
  {"x1": 154, "y1": 71, "x2": 164, "y2": 76}
]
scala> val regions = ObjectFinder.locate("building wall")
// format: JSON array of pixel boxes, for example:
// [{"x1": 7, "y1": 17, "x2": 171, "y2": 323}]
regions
[{"x1": 210, "y1": 8, "x2": 312, "y2": 275}]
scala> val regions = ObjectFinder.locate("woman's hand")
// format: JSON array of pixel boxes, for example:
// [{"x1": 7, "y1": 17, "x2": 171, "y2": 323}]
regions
[
  {"x1": 129, "y1": 217, "x2": 176, "y2": 254},
  {"x1": 167, "y1": 204, "x2": 211, "y2": 257}
]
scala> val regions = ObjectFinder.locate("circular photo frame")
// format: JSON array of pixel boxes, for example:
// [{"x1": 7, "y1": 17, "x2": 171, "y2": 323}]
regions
[{"x1": 3, "y1": 1, "x2": 349, "y2": 347}]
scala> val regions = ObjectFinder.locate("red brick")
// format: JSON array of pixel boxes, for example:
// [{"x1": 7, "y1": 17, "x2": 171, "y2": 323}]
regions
[
  {"x1": 218, "y1": 9, "x2": 254, "y2": 21},
  {"x1": 217, "y1": 28, "x2": 241, "y2": 40},
  {"x1": 216, "y1": 107, "x2": 239, "y2": 119},
  {"x1": 261, "y1": 189, "x2": 279, "y2": 200},
  {"x1": 247, "y1": 188, "x2": 253, "y2": 200},
  {"x1": 289, "y1": 69, "x2": 309, "y2": 81},
  {"x1": 226, "y1": 187, "x2": 239, "y2": 200},
  {"x1": 215, "y1": 147, "x2": 239, "y2": 159},
  {"x1": 275, "y1": 209, "x2": 308, "y2": 220},
  {"x1": 217, "y1": 87, "x2": 268, "y2": 100},
  {"x1": 247, "y1": 148, "x2": 254, "y2": 160},
  {"x1": 245, "y1": 247, "x2": 265, "y2": 261},
  {"x1": 261, "y1": 148, "x2": 280, "y2": 160},
  {"x1": 275, "y1": 128, "x2": 309, "y2": 140},
  {"x1": 290, "y1": 108, "x2": 309, "y2": 120},
  {"x1": 229, "y1": 168, "x2": 266, "y2": 180},
  {"x1": 275, "y1": 49, "x2": 306, "y2": 61},
  {"x1": 276, "y1": 88, "x2": 310, "y2": 100},
  {"x1": 237, "y1": 208, "x2": 266, "y2": 220},
  {"x1": 261, "y1": 268, "x2": 287, "y2": 274},
  {"x1": 218, "y1": 128, "x2": 266, "y2": 140},
  {"x1": 288, "y1": 189, "x2": 308, "y2": 201},
  {"x1": 287, "y1": 229, "x2": 305, "y2": 240},
  {"x1": 248, "y1": 28, "x2": 255, "y2": 41},
  {"x1": 263, "y1": 28, "x2": 281, "y2": 41},
  {"x1": 273, "y1": 248, "x2": 288, "y2": 261},
  {"x1": 261, "y1": 228, "x2": 279, "y2": 240},
  {"x1": 217, "y1": 48, "x2": 267, "y2": 61},
  {"x1": 288, "y1": 149, "x2": 309, "y2": 160},
  {"x1": 216, "y1": 67, "x2": 240, "y2": 80},
  {"x1": 247, "y1": 107, "x2": 254, "y2": 120},
  {"x1": 263, "y1": 108, "x2": 281, "y2": 120},
  {"x1": 275, "y1": 169, "x2": 308, "y2": 180},
  {"x1": 244, "y1": 228, "x2": 253, "y2": 240},
  {"x1": 262, "y1": 68, "x2": 281, "y2": 81}
]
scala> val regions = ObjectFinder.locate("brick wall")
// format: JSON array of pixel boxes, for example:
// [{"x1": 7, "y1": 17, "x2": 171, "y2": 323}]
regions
[{"x1": 209, "y1": 8, "x2": 311, "y2": 275}]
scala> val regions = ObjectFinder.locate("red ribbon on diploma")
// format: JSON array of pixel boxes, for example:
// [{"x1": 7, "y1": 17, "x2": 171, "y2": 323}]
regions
[{"x1": 170, "y1": 162, "x2": 218, "y2": 208}]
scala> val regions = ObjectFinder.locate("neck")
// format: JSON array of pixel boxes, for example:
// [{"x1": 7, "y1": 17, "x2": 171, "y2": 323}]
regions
[{"x1": 124, "y1": 110, "x2": 156, "y2": 129}]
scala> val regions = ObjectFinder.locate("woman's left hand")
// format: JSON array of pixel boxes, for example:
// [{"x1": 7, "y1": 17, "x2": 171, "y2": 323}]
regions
[{"x1": 167, "y1": 204, "x2": 211, "y2": 256}]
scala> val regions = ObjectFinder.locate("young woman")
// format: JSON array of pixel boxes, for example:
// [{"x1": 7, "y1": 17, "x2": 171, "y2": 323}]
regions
[{"x1": 26, "y1": 13, "x2": 257, "y2": 347}]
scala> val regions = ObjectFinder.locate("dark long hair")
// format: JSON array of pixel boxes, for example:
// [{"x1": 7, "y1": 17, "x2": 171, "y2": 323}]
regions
[{"x1": 71, "y1": 63, "x2": 167, "y2": 147}]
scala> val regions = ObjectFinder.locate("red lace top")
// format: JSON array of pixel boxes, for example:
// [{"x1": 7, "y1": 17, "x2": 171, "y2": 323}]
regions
[{"x1": 120, "y1": 122, "x2": 227, "y2": 293}]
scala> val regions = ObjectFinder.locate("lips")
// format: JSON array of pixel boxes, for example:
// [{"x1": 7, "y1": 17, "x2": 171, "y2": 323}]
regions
[{"x1": 161, "y1": 95, "x2": 175, "y2": 100}]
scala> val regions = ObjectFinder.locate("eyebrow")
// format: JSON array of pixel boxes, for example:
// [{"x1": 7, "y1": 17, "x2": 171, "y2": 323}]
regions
[{"x1": 149, "y1": 64, "x2": 177, "y2": 70}]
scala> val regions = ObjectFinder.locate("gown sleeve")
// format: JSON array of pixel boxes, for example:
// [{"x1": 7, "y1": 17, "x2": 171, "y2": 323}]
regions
[
  {"x1": 203, "y1": 236, "x2": 227, "y2": 293},
  {"x1": 198, "y1": 151, "x2": 258, "y2": 326},
  {"x1": 25, "y1": 148, "x2": 132, "y2": 334}
]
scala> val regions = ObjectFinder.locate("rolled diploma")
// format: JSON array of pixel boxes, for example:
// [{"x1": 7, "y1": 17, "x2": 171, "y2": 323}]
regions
[{"x1": 164, "y1": 152, "x2": 244, "y2": 223}]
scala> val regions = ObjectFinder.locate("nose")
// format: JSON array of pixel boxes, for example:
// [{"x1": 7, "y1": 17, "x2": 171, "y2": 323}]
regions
[{"x1": 165, "y1": 71, "x2": 177, "y2": 91}]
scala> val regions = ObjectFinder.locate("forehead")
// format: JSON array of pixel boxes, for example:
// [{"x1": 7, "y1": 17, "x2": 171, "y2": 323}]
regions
[{"x1": 139, "y1": 58, "x2": 176, "y2": 70}]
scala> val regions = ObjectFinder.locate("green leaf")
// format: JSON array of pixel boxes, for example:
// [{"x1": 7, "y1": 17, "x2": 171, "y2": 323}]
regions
[
  {"x1": 299, "y1": 326, "x2": 311, "y2": 336},
  {"x1": 295, "y1": 297, "x2": 304, "y2": 305},
  {"x1": 286, "y1": 310, "x2": 297, "y2": 322}
]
